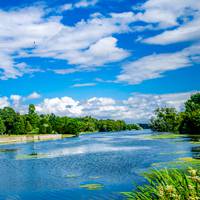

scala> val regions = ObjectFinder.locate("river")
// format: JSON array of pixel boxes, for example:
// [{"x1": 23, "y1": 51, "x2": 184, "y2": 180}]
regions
[{"x1": 0, "y1": 130, "x2": 199, "y2": 200}]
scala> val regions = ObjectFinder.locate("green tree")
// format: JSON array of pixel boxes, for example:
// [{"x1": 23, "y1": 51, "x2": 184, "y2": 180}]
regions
[
  {"x1": 0, "y1": 107, "x2": 17, "y2": 134},
  {"x1": 27, "y1": 104, "x2": 40, "y2": 129},
  {"x1": 25, "y1": 121, "x2": 33, "y2": 133},
  {"x1": 150, "y1": 107, "x2": 181, "y2": 132},
  {"x1": 0, "y1": 117, "x2": 6, "y2": 134},
  {"x1": 13, "y1": 114, "x2": 26, "y2": 135}
]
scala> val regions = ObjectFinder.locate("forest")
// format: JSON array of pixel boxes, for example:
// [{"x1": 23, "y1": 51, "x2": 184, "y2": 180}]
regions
[
  {"x1": 150, "y1": 93, "x2": 200, "y2": 134},
  {"x1": 0, "y1": 104, "x2": 142, "y2": 136}
]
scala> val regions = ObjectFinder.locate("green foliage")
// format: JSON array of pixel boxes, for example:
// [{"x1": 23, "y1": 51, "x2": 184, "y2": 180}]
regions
[
  {"x1": 13, "y1": 114, "x2": 26, "y2": 135},
  {"x1": 150, "y1": 108, "x2": 181, "y2": 132},
  {"x1": 0, "y1": 105, "x2": 141, "y2": 135},
  {"x1": 122, "y1": 167, "x2": 200, "y2": 200},
  {"x1": 185, "y1": 93, "x2": 200, "y2": 112},
  {"x1": 0, "y1": 117, "x2": 6, "y2": 134},
  {"x1": 179, "y1": 93, "x2": 200, "y2": 134},
  {"x1": 150, "y1": 93, "x2": 200, "y2": 134}
]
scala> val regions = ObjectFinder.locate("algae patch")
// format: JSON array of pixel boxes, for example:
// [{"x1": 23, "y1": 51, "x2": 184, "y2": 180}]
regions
[
  {"x1": 146, "y1": 133, "x2": 184, "y2": 140},
  {"x1": 152, "y1": 157, "x2": 200, "y2": 168},
  {"x1": 0, "y1": 148, "x2": 18, "y2": 153},
  {"x1": 16, "y1": 153, "x2": 47, "y2": 160},
  {"x1": 159, "y1": 151, "x2": 188, "y2": 155},
  {"x1": 65, "y1": 174, "x2": 79, "y2": 178},
  {"x1": 80, "y1": 183, "x2": 103, "y2": 190}
]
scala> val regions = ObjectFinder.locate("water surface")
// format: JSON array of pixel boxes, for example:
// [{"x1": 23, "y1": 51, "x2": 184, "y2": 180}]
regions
[{"x1": 0, "y1": 130, "x2": 198, "y2": 200}]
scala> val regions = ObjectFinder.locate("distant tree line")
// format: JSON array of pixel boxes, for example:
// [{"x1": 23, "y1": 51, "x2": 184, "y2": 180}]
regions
[
  {"x1": 150, "y1": 93, "x2": 200, "y2": 134},
  {"x1": 0, "y1": 104, "x2": 142, "y2": 136}
]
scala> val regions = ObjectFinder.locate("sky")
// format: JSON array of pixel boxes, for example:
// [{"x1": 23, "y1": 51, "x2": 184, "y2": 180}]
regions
[{"x1": 0, "y1": 0, "x2": 200, "y2": 122}]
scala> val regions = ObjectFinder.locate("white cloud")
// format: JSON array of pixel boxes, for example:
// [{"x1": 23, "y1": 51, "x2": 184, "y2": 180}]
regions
[
  {"x1": 53, "y1": 37, "x2": 129, "y2": 71},
  {"x1": 139, "y1": 0, "x2": 200, "y2": 44},
  {"x1": 0, "y1": 6, "x2": 135, "y2": 79},
  {"x1": 33, "y1": 13, "x2": 134, "y2": 72},
  {"x1": 0, "y1": 97, "x2": 10, "y2": 108},
  {"x1": 117, "y1": 43, "x2": 200, "y2": 85},
  {"x1": 35, "y1": 91, "x2": 197, "y2": 122},
  {"x1": 60, "y1": 4, "x2": 73, "y2": 11},
  {"x1": 144, "y1": 16, "x2": 200, "y2": 44},
  {"x1": 117, "y1": 51, "x2": 190, "y2": 84},
  {"x1": 0, "y1": 91, "x2": 198, "y2": 122},
  {"x1": 0, "y1": 6, "x2": 63, "y2": 80},
  {"x1": 72, "y1": 83, "x2": 96, "y2": 87},
  {"x1": 75, "y1": 0, "x2": 98, "y2": 8},
  {"x1": 36, "y1": 97, "x2": 83, "y2": 117},
  {"x1": 61, "y1": 0, "x2": 98, "y2": 12},
  {"x1": 26, "y1": 92, "x2": 41, "y2": 99}
]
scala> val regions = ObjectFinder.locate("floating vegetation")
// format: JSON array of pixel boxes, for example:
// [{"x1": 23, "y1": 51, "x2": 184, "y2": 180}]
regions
[
  {"x1": 80, "y1": 183, "x2": 103, "y2": 190},
  {"x1": 190, "y1": 141, "x2": 200, "y2": 144},
  {"x1": 159, "y1": 151, "x2": 188, "y2": 155},
  {"x1": 146, "y1": 134, "x2": 184, "y2": 140},
  {"x1": 152, "y1": 157, "x2": 200, "y2": 168},
  {"x1": 65, "y1": 174, "x2": 79, "y2": 178},
  {"x1": 16, "y1": 152, "x2": 47, "y2": 160},
  {"x1": 0, "y1": 148, "x2": 18, "y2": 153}
]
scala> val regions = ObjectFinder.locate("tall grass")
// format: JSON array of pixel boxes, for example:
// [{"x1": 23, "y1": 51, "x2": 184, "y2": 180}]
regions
[{"x1": 122, "y1": 167, "x2": 200, "y2": 200}]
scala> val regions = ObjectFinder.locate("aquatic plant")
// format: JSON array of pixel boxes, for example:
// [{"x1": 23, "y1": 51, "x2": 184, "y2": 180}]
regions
[
  {"x1": 0, "y1": 148, "x2": 18, "y2": 153},
  {"x1": 80, "y1": 183, "x2": 103, "y2": 190},
  {"x1": 122, "y1": 167, "x2": 200, "y2": 200},
  {"x1": 16, "y1": 153, "x2": 47, "y2": 160},
  {"x1": 147, "y1": 133, "x2": 184, "y2": 140}
]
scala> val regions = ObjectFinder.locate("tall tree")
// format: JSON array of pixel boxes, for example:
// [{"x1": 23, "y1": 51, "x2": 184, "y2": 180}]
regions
[{"x1": 0, "y1": 117, "x2": 6, "y2": 135}]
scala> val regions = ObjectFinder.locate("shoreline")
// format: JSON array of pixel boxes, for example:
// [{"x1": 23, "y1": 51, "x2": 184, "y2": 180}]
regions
[{"x1": 0, "y1": 134, "x2": 76, "y2": 145}]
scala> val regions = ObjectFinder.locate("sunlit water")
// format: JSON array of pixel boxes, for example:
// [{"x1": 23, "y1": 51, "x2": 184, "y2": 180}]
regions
[{"x1": 0, "y1": 130, "x2": 198, "y2": 200}]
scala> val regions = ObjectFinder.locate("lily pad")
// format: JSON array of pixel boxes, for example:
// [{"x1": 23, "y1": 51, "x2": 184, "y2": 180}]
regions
[{"x1": 80, "y1": 183, "x2": 103, "y2": 190}]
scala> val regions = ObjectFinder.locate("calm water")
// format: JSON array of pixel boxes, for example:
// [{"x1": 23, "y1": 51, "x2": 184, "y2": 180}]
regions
[{"x1": 0, "y1": 130, "x2": 198, "y2": 200}]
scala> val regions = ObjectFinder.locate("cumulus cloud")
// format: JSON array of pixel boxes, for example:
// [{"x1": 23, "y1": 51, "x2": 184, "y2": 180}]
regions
[
  {"x1": 26, "y1": 92, "x2": 41, "y2": 99},
  {"x1": 0, "y1": 5, "x2": 135, "y2": 79},
  {"x1": 34, "y1": 13, "x2": 134, "y2": 72},
  {"x1": 34, "y1": 91, "x2": 199, "y2": 122},
  {"x1": 36, "y1": 97, "x2": 83, "y2": 117},
  {"x1": 0, "y1": 97, "x2": 10, "y2": 108},
  {"x1": 1, "y1": 91, "x2": 197, "y2": 122}
]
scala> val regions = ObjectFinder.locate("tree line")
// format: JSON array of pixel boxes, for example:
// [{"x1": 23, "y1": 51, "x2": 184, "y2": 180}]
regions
[
  {"x1": 150, "y1": 93, "x2": 200, "y2": 134},
  {"x1": 0, "y1": 104, "x2": 142, "y2": 136}
]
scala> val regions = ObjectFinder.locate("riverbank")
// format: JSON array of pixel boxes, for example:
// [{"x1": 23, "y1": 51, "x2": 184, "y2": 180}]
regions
[{"x1": 0, "y1": 134, "x2": 76, "y2": 145}]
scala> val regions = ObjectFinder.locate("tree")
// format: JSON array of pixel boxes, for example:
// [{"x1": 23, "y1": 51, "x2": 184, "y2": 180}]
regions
[
  {"x1": 185, "y1": 93, "x2": 200, "y2": 112},
  {"x1": 0, "y1": 117, "x2": 6, "y2": 134},
  {"x1": 150, "y1": 107, "x2": 181, "y2": 132},
  {"x1": 13, "y1": 114, "x2": 26, "y2": 135},
  {"x1": 27, "y1": 104, "x2": 40, "y2": 129},
  {"x1": 0, "y1": 107, "x2": 16, "y2": 134},
  {"x1": 25, "y1": 121, "x2": 33, "y2": 133},
  {"x1": 179, "y1": 93, "x2": 200, "y2": 134}
]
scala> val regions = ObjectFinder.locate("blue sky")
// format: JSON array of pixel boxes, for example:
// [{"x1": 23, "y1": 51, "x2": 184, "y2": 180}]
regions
[{"x1": 0, "y1": 0, "x2": 200, "y2": 122}]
